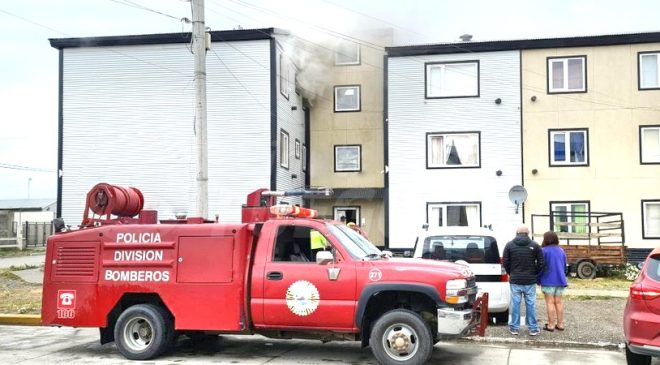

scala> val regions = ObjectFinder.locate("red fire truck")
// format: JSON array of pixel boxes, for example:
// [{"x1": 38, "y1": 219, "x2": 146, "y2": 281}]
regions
[{"x1": 42, "y1": 183, "x2": 487, "y2": 365}]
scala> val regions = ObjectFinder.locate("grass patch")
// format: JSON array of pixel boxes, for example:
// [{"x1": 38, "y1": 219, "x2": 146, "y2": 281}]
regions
[
  {"x1": 566, "y1": 295, "x2": 614, "y2": 301},
  {"x1": 0, "y1": 247, "x2": 45, "y2": 258},
  {"x1": 0, "y1": 269, "x2": 42, "y2": 314},
  {"x1": 8, "y1": 264, "x2": 40, "y2": 271},
  {"x1": 568, "y1": 276, "x2": 631, "y2": 290}
]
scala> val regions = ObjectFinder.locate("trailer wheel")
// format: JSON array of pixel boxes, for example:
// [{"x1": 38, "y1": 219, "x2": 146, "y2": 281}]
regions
[
  {"x1": 114, "y1": 304, "x2": 170, "y2": 360},
  {"x1": 370, "y1": 309, "x2": 433, "y2": 365},
  {"x1": 577, "y1": 261, "x2": 597, "y2": 279}
]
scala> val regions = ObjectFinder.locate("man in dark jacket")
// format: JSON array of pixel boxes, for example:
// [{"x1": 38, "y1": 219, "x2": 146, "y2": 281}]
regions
[{"x1": 503, "y1": 225, "x2": 545, "y2": 336}]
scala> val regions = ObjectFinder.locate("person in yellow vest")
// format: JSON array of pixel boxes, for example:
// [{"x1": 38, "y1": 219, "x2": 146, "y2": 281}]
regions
[{"x1": 310, "y1": 229, "x2": 329, "y2": 261}]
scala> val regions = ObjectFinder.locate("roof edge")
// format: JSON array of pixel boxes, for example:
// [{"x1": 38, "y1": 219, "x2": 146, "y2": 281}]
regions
[
  {"x1": 49, "y1": 27, "x2": 276, "y2": 49},
  {"x1": 387, "y1": 31, "x2": 660, "y2": 57}
]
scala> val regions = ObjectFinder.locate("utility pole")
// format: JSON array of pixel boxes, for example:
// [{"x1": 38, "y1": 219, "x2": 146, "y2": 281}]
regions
[{"x1": 192, "y1": 0, "x2": 208, "y2": 218}]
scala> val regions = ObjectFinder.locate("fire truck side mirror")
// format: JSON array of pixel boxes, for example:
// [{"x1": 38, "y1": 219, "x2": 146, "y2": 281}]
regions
[{"x1": 316, "y1": 250, "x2": 334, "y2": 265}]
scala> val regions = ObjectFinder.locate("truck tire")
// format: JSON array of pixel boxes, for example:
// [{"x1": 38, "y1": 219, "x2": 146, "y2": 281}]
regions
[
  {"x1": 114, "y1": 304, "x2": 171, "y2": 360},
  {"x1": 576, "y1": 261, "x2": 597, "y2": 279},
  {"x1": 370, "y1": 309, "x2": 433, "y2": 365},
  {"x1": 626, "y1": 344, "x2": 651, "y2": 365},
  {"x1": 493, "y1": 310, "x2": 509, "y2": 324}
]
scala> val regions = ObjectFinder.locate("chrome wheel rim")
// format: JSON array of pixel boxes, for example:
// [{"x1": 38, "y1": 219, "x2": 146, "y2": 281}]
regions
[
  {"x1": 382, "y1": 323, "x2": 418, "y2": 361},
  {"x1": 123, "y1": 316, "x2": 154, "y2": 352}
]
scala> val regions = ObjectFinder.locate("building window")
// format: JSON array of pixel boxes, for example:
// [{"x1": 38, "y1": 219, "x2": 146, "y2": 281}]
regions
[
  {"x1": 334, "y1": 85, "x2": 360, "y2": 112},
  {"x1": 427, "y1": 202, "x2": 481, "y2": 228},
  {"x1": 642, "y1": 200, "x2": 660, "y2": 238},
  {"x1": 639, "y1": 51, "x2": 660, "y2": 90},
  {"x1": 280, "y1": 129, "x2": 289, "y2": 169},
  {"x1": 426, "y1": 132, "x2": 480, "y2": 168},
  {"x1": 551, "y1": 201, "x2": 590, "y2": 234},
  {"x1": 549, "y1": 129, "x2": 588, "y2": 166},
  {"x1": 426, "y1": 61, "x2": 479, "y2": 98},
  {"x1": 334, "y1": 206, "x2": 360, "y2": 225},
  {"x1": 302, "y1": 144, "x2": 307, "y2": 172},
  {"x1": 548, "y1": 56, "x2": 586, "y2": 93},
  {"x1": 334, "y1": 145, "x2": 361, "y2": 172},
  {"x1": 640, "y1": 125, "x2": 660, "y2": 164},
  {"x1": 279, "y1": 54, "x2": 289, "y2": 99},
  {"x1": 295, "y1": 139, "x2": 301, "y2": 159},
  {"x1": 335, "y1": 42, "x2": 360, "y2": 66}
]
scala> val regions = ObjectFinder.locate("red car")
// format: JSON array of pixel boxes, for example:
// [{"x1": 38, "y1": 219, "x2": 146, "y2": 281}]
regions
[{"x1": 623, "y1": 246, "x2": 660, "y2": 365}]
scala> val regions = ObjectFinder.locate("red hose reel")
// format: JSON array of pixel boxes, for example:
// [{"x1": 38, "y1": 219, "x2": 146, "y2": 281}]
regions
[{"x1": 82, "y1": 183, "x2": 144, "y2": 226}]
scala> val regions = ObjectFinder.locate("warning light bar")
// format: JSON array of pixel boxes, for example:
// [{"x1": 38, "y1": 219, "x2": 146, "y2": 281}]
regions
[{"x1": 269, "y1": 205, "x2": 318, "y2": 218}]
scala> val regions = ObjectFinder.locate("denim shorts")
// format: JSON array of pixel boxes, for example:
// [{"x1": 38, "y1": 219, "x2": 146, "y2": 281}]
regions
[{"x1": 541, "y1": 286, "x2": 565, "y2": 296}]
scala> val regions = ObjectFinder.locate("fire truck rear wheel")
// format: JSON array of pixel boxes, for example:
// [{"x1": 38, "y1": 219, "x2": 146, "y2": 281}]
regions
[
  {"x1": 114, "y1": 304, "x2": 171, "y2": 360},
  {"x1": 370, "y1": 309, "x2": 433, "y2": 365}
]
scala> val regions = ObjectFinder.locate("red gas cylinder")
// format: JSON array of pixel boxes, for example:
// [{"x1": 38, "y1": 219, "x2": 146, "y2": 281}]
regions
[{"x1": 86, "y1": 183, "x2": 144, "y2": 218}]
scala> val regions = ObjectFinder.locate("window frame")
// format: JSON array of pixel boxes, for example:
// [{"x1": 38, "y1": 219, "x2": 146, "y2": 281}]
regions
[
  {"x1": 426, "y1": 202, "x2": 482, "y2": 228},
  {"x1": 547, "y1": 55, "x2": 587, "y2": 94},
  {"x1": 638, "y1": 51, "x2": 660, "y2": 91},
  {"x1": 279, "y1": 129, "x2": 289, "y2": 169},
  {"x1": 334, "y1": 144, "x2": 361, "y2": 172},
  {"x1": 334, "y1": 85, "x2": 361, "y2": 112},
  {"x1": 548, "y1": 128, "x2": 589, "y2": 167},
  {"x1": 549, "y1": 201, "x2": 590, "y2": 235},
  {"x1": 335, "y1": 42, "x2": 361, "y2": 66},
  {"x1": 642, "y1": 199, "x2": 660, "y2": 239},
  {"x1": 333, "y1": 206, "x2": 361, "y2": 225},
  {"x1": 425, "y1": 60, "x2": 480, "y2": 99},
  {"x1": 295, "y1": 139, "x2": 301, "y2": 159},
  {"x1": 302, "y1": 144, "x2": 307, "y2": 172},
  {"x1": 426, "y1": 131, "x2": 481, "y2": 169},
  {"x1": 640, "y1": 125, "x2": 660, "y2": 165},
  {"x1": 279, "y1": 54, "x2": 289, "y2": 100}
]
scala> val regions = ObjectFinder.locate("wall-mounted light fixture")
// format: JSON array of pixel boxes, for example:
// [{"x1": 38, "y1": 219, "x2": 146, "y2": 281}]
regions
[
  {"x1": 532, "y1": 169, "x2": 538, "y2": 175},
  {"x1": 531, "y1": 95, "x2": 537, "y2": 102},
  {"x1": 495, "y1": 98, "x2": 502, "y2": 104},
  {"x1": 291, "y1": 106, "x2": 298, "y2": 111},
  {"x1": 496, "y1": 170, "x2": 503, "y2": 176}
]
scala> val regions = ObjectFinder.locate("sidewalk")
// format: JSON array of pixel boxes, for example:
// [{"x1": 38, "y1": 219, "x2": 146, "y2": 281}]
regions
[{"x1": 0, "y1": 253, "x2": 46, "y2": 284}]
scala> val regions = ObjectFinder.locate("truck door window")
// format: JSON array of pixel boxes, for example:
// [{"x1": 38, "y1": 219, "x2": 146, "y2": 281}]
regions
[{"x1": 273, "y1": 225, "x2": 328, "y2": 263}]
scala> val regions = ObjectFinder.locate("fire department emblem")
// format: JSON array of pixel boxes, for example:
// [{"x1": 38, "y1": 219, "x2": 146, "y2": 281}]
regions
[{"x1": 285, "y1": 280, "x2": 320, "y2": 316}]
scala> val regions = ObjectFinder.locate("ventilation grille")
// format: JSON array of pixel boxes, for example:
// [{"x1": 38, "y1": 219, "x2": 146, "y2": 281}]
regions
[{"x1": 52, "y1": 243, "x2": 99, "y2": 282}]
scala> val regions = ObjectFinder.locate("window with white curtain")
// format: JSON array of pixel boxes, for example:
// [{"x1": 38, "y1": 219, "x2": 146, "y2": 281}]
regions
[
  {"x1": 639, "y1": 52, "x2": 660, "y2": 89},
  {"x1": 334, "y1": 85, "x2": 360, "y2": 112},
  {"x1": 642, "y1": 200, "x2": 660, "y2": 238},
  {"x1": 549, "y1": 129, "x2": 588, "y2": 166},
  {"x1": 428, "y1": 203, "x2": 481, "y2": 227},
  {"x1": 548, "y1": 56, "x2": 586, "y2": 93},
  {"x1": 335, "y1": 41, "x2": 360, "y2": 66},
  {"x1": 426, "y1": 61, "x2": 479, "y2": 98},
  {"x1": 641, "y1": 126, "x2": 660, "y2": 163},
  {"x1": 427, "y1": 132, "x2": 480, "y2": 168},
  {"x1": 279, "y1": 54, "x2": 289, "y2": 99},
  {"x1": 551, "y1": 202, "x2": 590, "y2": 234},
  {"x1": 279, "y1": 129, "x2": 289, "y2": 169}
]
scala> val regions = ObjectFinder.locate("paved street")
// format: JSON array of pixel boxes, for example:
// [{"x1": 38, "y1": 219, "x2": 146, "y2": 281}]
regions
[{"x1": 0, "y1": 324, "x2": 638, "y2": 365}]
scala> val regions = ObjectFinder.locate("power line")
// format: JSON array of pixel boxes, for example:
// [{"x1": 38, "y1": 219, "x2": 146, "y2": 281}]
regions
[
  {"x1": 108, "y1": 0, "x2": 184, "y2": 21},
  {"x1": 0, "y1": 163, "x2": 55, "y2": 173}
]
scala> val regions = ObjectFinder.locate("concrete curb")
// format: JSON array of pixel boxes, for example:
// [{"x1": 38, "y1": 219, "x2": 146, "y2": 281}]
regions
[
  {"x1": 460, "y1": 335, "x2": 624, "y2": 351},
  {"x1": 0, "y1": 314, "x2": 41, "y2": 326}
]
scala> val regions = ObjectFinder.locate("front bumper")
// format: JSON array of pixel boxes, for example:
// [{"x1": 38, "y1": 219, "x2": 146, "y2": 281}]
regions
[{"x1": 437, "y1": 292, "x2": 489, "y2": 337}]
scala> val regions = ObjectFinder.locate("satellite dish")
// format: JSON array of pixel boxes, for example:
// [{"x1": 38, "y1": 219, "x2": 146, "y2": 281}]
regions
[{"x1": 508, "y1": 185, "x2": 528, "y2": 214}]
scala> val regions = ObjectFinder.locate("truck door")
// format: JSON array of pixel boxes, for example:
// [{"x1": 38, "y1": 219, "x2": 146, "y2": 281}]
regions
[{"x1": 262, "y1": 222, "x2": 357, "y2": 330}]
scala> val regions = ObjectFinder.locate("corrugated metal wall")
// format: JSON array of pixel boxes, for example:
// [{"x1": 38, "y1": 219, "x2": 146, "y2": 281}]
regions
[
  {"x1": 61, "y1": 40, "x2": 272, "y2": 224},
  {"x1": 387, "y1": 51, "x2": 522, "y2": 248},
  {"x1": 275, "y1": 45, "x2": 305, "y2": 205}
]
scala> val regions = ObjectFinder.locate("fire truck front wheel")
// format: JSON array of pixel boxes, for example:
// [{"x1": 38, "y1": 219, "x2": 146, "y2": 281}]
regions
[
  {"x1": 369, "y1": 309, "x2": 433, "y2": 365},
  {"x1": 114, "y1": 304, "x2": 172, "y2": 360}
]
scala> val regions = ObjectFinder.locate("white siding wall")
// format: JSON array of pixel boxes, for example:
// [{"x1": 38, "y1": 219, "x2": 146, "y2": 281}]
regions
[
  {"x1": 275, "y1": 45, "x2": 305, "y2": 205},
  {"x1": 61, "y1": 40, "x2": 271, "y2": 224},
  {"x1": 387, "y1": 51, "x2": 522, "y2": 248}
]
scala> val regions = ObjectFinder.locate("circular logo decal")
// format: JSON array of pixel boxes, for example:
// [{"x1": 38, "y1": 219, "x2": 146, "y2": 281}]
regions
[
  {"x1": 286, "y1": 280, "x2": 320, "y2": 316},
  {"x1": 369, "y1": 268, "x2": 382, "y2": 282}
]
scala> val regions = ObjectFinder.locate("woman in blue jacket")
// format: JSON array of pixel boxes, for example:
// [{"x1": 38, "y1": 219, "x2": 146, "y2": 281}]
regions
[{"x1": 538, "y1": 231, "x2": 568, "y2": 331}]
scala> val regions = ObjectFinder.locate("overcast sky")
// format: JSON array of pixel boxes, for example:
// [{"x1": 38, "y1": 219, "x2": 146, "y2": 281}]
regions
[{"x1": 1, "y1": 0, "x2": 658, "y2": 200}]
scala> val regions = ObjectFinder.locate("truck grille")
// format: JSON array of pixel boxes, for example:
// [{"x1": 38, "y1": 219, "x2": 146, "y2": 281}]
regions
[{"x1": 52, "y1": 243, "x2": 99, "y2": 282}]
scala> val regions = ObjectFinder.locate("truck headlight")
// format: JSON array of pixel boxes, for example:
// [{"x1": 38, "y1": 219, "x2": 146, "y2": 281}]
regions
[{"x1": 446, "y1": 279, "x2": 469, "y2": 304}]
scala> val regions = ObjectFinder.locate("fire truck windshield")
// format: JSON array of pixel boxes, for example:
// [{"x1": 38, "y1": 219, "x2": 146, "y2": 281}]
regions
[{"x1": 328, "y1": 224, "x2": 381, "y2": 260}]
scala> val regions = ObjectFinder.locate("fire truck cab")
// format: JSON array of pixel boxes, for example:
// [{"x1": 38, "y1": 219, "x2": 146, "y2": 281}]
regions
[{"x1": 42, "y1": 184, "x2": 486, "y2": 365}]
